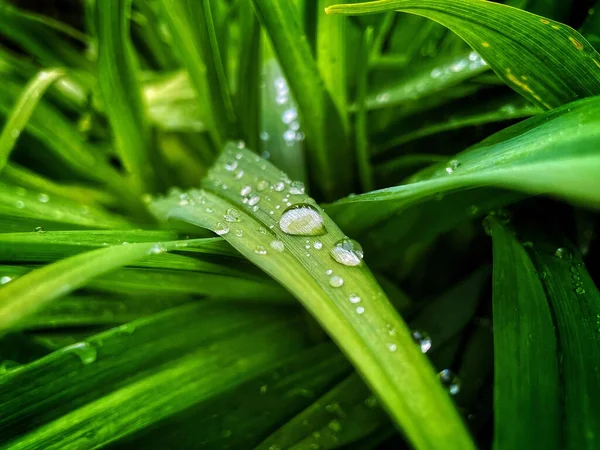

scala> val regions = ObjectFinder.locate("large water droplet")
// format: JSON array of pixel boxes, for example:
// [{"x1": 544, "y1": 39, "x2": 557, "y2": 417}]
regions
[
  {"x1": 279, "y1": 204, "x2": 326, "y2": 236},
  {"x1": 330, "y1": 238, "x2": 364, "y2": 266},
  {"x1": 214, "y1": 222, "x2": 230, "y2": 235},
  {"x1": 68, "y1": 342, "x2": 97, "y2": 365},
  {"x1": 412, "y1": 330, "x2": 432, "y2": 353},
  {"x1": 438, "y1": 369, "x2": 460, "y2": 395},
  {"x1": 224, "y1": 208, "x2": 241, "y2": 222},
  {"x1": 289, "y1": 181, "x2": 305, "y2": 195},
  {"x1": 329, "y1": 275, "x2": 344, "y2": 287}
]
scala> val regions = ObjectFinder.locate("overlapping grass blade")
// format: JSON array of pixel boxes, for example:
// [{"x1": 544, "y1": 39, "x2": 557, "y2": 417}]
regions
[
  {"x1": 356, "y1": 27, "x2": 375, "y2": 192},
  {"x1": 96, "y1": 0, "x2": 155, "y2": 193},
  {"x1": 0, "y1": 69, "x2": 64, "y2": 173},
  {"x1": 0, "y1": 302, "x2": 312, "y2": 449},
  {"x1": 250, "y1": 0, "x2": 352, "y2": 200},
  {"x1": 488, "y1": 216, "x2": 560, "y2": 449},
  {"x1": 327, "y1": 97, "x2": 600, "y2": 251},
  {"x1": 0, "y1": 237, "x2": 219, "y2": 333},
  {"x1": 150, "y1": 143, "x2": 474, "y2": 450},
  {"x1": 327, "y1": 0, "x2": 600, "y2": 110},
  {"x1": 528, "y1": 240, "x2": 600, "y2": 448}
]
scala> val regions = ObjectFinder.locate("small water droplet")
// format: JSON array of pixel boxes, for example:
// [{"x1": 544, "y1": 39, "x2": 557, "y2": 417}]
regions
[
  {"x1": 445, "y1": 159, "x2": 460, "y2": 174},
  {"x1": 289, "y1": 181, "x2": 305, "y2": 195},
  {"x1": 118, "y1": 323, "x2": 136, "y2": 335},
  {"x1": 273, "y1": 181, "x2": 285, "y2": 192},
  {"x1": 438, "y1": 369, "x2": 460, "y2": 395},
  {"x1": 325, "y1": 269, "x2": 333, "y2": 275},
  {"x1": 215, "y1": 222, "x2": 230, "y2": 235},
  {"x1": 240, "y1": 185, "x2": 252, "y2": 196},
  {"x1": 15, "y1": 200, "x2": 24, "y2": 209},
  {"x1": 328, "y1": 419, "x2": 342, "y2": 432},
  {"x1": 233, "y1": 169, "x2": 244, "y2": 180},
  {"x1": 258, "y1": 226, "x2": 267, "y2": 235},
  {"x1": 260, "y1": 384, "x2": 268, "y2": 394},
  {"x1": 255, "y1": 245, "x2": 267, "y2": 255},
  {"x1": 224, "y1": 160, "x2": 238, "y2": 171},
  {"x1": 235, "y1": 229, "x2": 243, "y2": 237},
  {"x1": 554, "y1": 247, "x2": 572, "y2": 260},
  {"x1": 270, "y1": 240, "x2": 285, "y2": 252},
  {"x1": 356, "y1": 306, "x2": 365, "y2": 314},
  {"x1": 248, "y1": 194, "x2": 261, "y2": 206},
  {"x1": 576, "y1": 286, "x2": 586, "y2": 294},
  {"x1": 224, "y1": 207, "x2": 241, "y2": 222},
  {"x1": 257, "y1": 180, "x2": 270, "y2": 192},
  {"x1": 311, "y1": 241, "x2": 322, "y2": 250},
  {"x1": 387, "y1": 343, "x2": 397, "y2": 352},
  {"x1": 329, "y1": 275, "x2": 344, "y2": 287},
  {"x1": 349, "y1": 294, "x2": 361, "y2": 303},
  {"x1": 34, "y1": 226, "x2": 45, "y2": 234},
  {"x1": 37, "y1": 193, "x2": 50, "y2": 203},
  {"x1": 1, "y1": 276, "x2": 12, "y2": 285},
  {"x1": 148, "y1": 243, "x2": 167, "y2": 254},
  {"x1": 412, "y1": 330, "x2": 432, "y2": 353},
  {"x1": 68, "y1": 342, "x2": 97, "y2": 365},
  {"x1": 260, "y1": 131, "x2": 270, "y2": 141},
  {"x1": 279, "y1": 204, "x2": 326, "y2": 236},
  {"x1": 330, "y1": 238, "x2": 364, "y2": 267}
]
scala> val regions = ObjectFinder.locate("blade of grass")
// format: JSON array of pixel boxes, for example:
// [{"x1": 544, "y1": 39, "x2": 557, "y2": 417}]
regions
[
  {"x1": 487, "y1": 216, "x2": 560, "y2": 450},
  {"x1": 156, "y1": 0, "x2": 237, "y2": 148},
  {"x1": 96, "y1": 0, "x2": 155, "y2": 193},
  {"x1": 0, "y1": 237, "x2": 215, "y2": 333},
  {"x1": 150, "y1": 143, "x2": 474, "y2": 450},
  {"x1": 528, "y1": 241, "x2": 600, "y2": 448},
  {"x1": 327, "y1": 0, "x2": 600, "y2": 110},
  {"x1": 0, "y1": 68, "x2": 64, "y2": 173},
  {"x1": 356, "y1": 27, "x2": 375, "y2": 192},
  {"x1": 250, "y1": 0, "x2": 352, "y2": 200}
]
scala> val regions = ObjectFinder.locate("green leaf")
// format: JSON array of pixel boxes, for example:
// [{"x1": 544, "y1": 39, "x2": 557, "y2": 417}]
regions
[
  {"x1": 0, "y1": 68, "x2": 64, "y2": 173},
  {"x1": 327, "y1": 97, "x2": 600, "y2": 244},
  {"x1": 150, "y1": 143, "x2": 474, "y2": 450},
  {"x1": 0, "y1": 238, "x2": 211, "y2": 333},
  {"x1": 488, "y1": 216, "x2": 560, "y2": 450},
  {"x1": 327, "y1": 0, "x2": 600, "y2": 110},
  {"x1": 528, "y1": 241, "x2": 600, "y2": 448},
  {"x1": 0, "y1": 302, "x2": 312, "y2": 448},
  {"x1": 250, "y1": 0, "x2": 352, "y2": 200},
  {"x1": 355, "y1": 27, "x2": 375, "y2": 192},
  {"x1": 96, "y1": 0, "x2": 154, "y2": 192}
]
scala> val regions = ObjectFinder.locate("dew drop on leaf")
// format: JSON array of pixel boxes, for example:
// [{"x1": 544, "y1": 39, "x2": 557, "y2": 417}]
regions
[
  {"x1": 412, "y1": 329, "x2": 432, "y2": 353},
  {"x1": 313, "y1": 241, "x2": 323, "y2": 250},
  {"x1": 279, "y1": 204, "x2": 326, "y2": 236},
  {"x1": 349, "y1": 294, "x2": 361, "y2": 303},
  {"x1": 438, "y1": 369, "x2": 460, "y2": 395},
  {"x1": 254, "y1": 245, "x2": 267, "y2": 255},
  {"x1": 34, "y1": 226, "x2": 45, "y2": 234},
  {"x1": 274, "y1": 182, "x2": 285, "y2": 192},
  {"x1": 224, "y1": 160, "x2": 238, "y2": 171},
  {"x1": 248, "y1": 194, "x2": 261, "y2": 206},
  {"x1": 214, "y1": 222, "x2": 230, "y2": 235},
  {"x1": 270, "y1": 240, "x2": 285, "y2": 252},
  {"x1": 68, "y1": 342, "x2": 97, "y2": 365},
  {"x1": 224, "y1": 208, "x2": 241, "y2": 223},
  {"x1": 356, "y1": 306, "x2": 365, "y2": 314},
  {"x1": 37, "y1": 193, "x2": 49, "y2": 203},
  {"x1": 240, "y1": 185, "x2": 252, "y2": 196},
  {"x1": 289, "y1": 180, "x2": 305, "y2": 195},
  {"x1": 329, "y1": 275, "x2": 344, "y2": 287},
  {"x1": 257, "y1": 179, "x2": 270, "y2": 191},
  {"x1": 330, "y1": 238, "x2": 364, "y2": 266}
]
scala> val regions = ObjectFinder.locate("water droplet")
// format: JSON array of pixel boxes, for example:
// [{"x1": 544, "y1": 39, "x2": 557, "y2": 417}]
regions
[
  {"x1": 430, "y1": 68, "x2": 442, "y2": 78},
  {"x1": 387, "y1": 343, "x2": 397, "y2": 352},
  {"x1": 148, "y1": 243, "x2": 167, "y2": 254},
  {"x1": 330, "y1": 238, "x2": 364, "y2": 267},
  {"x1": 270, "y1": 240, "x2": 285, "y2": 252},
  {"x1": 68, "y1": 342, "x2": 97, "y2": 365},
  {"x1": 412, "y1": 330, "x2": 432, "y2": 353},
  {"x1": 356, "y1": 306, "x2": 365, "y2": 314},
  {"x1": 289, "y1": 181, "x2": 305, "y2": 195},
  {"x1": 313, "y1": 241, "x2": 323, "y2": 250},
  {"x1": 240, "y1": 185, "x2": 251, "y2": 197},
  {"x1": 445, "y1": 159, "x2": 460, "y2": 174},
  {"x1": 349, "y1": 294, "x2": 361, "y2": 303},
  {"x1": 274, "y1": 182, "x2": 285, "y2": 192},
  {"x1": 329, "y1": 275, "x2": 344, "y2": 287},
  {"x1": 118, "y1": 323, "x2": 136, "y2": 335},
  {"x1": 34, "y1": 226, "x2": 45, "y2": 234},
  {"x1": 576, "y1": 286, "x2": 586, "y2": 294},
  {"x1": 258, "y1": 226, "x2": 267, "y2": 235},
  {"x1": 438, "y1": 369, "x2": 460, "y2": 395},
  {"x1": 1, "y1": 276, "x2": 12, "y2": 285},
  {"x1": 233, "y1": 169, "x2": 244, "y2": 180},
  {"x1": 235, "y1": 229, "x2": 243, "y2": 237},
  {"x1": 37, "y1": 193, "x2": 49, "y2": 203},
  {"x1": 248, "y1": 194, "x2": 261, "y2": 206},
  {"x1": 224, "y1": 207, "x2": 241, "y2": 222},
  {"x1": 260, "y1": 131, "x2": 270, "y2": 141},
  {"x1": 224, "y1": 160, "x2": 238, "y2": 171},
  {"x1": 282, "y1": 108, "x2": 298, "y2": 124},
  {"x1": 260, "y1": 384, "x2": 268, "y2": 394},
  {"x1": 215, "y1": 222, "x2": 230, "y2": 235},
  {"x1": 279, "y1": 204, "x2": 326, "y2": 236},
  {"x1": 257, "y1": 180, "x2": 270, "y2": 192},
  {"x1": 554, "y1": 247, "x2": 572, "y2": 260},
  {"x1": 325, "y1": 269, "x2": 333, "y2": 275},
  {"x1": 15, "y1": 200, "x2": 24, "y2": 209},
  {"x1": 255, "y1": 245, "x2": 267, "y2": 255},
  {"x1": 328, "y1": 419, "x2": 342, "y2": 432}
]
